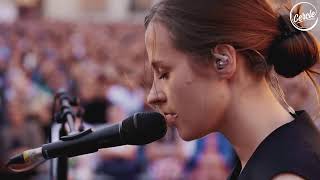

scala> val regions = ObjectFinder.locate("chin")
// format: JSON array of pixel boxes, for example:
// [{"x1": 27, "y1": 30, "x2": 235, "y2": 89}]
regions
[{"x1": 178, "y1": 128, "x2": 205, "y2": 141}]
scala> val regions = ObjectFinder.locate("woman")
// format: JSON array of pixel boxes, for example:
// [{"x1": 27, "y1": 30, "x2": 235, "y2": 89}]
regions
[{"x1": 144, "y1": 0, "x2": 320, "y2": 179}]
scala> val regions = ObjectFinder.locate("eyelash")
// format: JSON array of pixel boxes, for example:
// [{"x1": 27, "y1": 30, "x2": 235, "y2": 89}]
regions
[{"x1": 158, "y1": 72, "x2": 169, "y2": 80}]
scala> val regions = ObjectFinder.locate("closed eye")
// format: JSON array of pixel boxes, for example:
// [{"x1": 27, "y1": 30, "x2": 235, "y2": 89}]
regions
[{"x1": 159, "y1": 72, "x2": 169, "y2": 80}]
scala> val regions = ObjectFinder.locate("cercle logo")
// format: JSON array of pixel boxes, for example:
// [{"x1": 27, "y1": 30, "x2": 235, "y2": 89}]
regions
[{"x1": 290, "y1": 2, "x2": 318, "y2": 31}]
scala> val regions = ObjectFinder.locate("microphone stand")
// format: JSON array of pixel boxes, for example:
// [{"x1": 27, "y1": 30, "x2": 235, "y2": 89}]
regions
[
  {"x1": 5, "y1": 92, "x2": 89, "y2": 176},
  {"x1": 53, "y1": 92, "x2": 82, "y2": 180},
  {"x1": 57, "y1": 127, "x2": 68, "y2": 180}
]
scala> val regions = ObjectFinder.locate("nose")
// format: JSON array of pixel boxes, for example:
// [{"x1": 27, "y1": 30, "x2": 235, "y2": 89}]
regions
[{"x1": 147, "y1": 83, "x2": 166, "y2": 107}]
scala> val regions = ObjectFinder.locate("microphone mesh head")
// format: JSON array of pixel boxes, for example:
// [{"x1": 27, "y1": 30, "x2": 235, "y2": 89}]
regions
[{"x1": 121, "y1": 112, "x2": 167, "y2": 145}]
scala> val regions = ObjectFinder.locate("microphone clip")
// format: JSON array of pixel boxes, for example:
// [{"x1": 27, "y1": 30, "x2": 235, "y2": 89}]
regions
[{"x1": 60, "y1": 128, "x2": 92, "y2": 141}]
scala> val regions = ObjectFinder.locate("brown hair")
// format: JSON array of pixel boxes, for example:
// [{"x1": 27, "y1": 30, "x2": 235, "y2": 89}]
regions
[{"x1": 144, "y1": 0, "x2": 320, "y2": 114}]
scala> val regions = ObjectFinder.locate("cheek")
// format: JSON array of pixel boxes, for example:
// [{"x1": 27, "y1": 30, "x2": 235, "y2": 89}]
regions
[
  {"x1": 168, "y1": 73, "x2": 219, "y2": 139},
  {"x1": 170, "y1": 68, "x2": 231, "y2": 140},
  {"x1": 169, "y1": 69, "x2": 197, "y2": 112}
]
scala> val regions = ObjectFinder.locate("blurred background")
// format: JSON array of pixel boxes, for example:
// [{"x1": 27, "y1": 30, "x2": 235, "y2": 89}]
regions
[{"x1": 0, "y1": 0, "x2": 318, "y2": 180}]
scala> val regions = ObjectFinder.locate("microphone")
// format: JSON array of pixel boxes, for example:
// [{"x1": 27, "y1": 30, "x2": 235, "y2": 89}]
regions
[{"x1": 6, "y1": 112, "x2": 166, "y2": 171}]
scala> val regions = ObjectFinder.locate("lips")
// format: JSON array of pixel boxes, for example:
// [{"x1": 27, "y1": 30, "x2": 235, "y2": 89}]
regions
[{"x1": 164, "y1": 113, "x2": 178, "y2": 126}]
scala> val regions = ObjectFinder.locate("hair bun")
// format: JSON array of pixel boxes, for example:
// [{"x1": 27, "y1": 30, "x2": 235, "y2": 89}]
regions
[{"x1": 268, "y1": 15, "x2": 319, "y2": 78}]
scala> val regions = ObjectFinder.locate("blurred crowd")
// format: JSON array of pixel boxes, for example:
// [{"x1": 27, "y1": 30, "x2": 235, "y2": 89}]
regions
[
  {"x1": 0, "y1": 19, "x2": 318, "y2": 180},
  {"x1": 0, "y1": 19, "x2": 235, "y2": 180}
]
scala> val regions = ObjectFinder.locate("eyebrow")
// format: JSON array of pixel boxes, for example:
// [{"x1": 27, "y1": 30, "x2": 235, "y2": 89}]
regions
[{"x1": 151, "y1": 60, "x2": 167, "y2": 69}]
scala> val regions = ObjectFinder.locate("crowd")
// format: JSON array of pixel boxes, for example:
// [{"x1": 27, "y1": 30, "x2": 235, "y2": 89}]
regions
[{"x1": 0, "y1": 19, "x2": 318, "y2": 180}]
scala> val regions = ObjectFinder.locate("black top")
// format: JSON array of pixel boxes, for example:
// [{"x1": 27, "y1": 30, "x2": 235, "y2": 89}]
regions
[{"x1": 228, "y1": 111, "x2": 320, "y2": 180}]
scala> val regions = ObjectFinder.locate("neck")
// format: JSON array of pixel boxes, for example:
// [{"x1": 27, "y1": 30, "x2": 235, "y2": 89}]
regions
[{"x1": 219, "y1": 79, "x2": 294, "y2": 170}]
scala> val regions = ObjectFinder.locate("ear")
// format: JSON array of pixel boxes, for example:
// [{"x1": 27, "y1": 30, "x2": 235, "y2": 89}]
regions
[{"x1": 211, "y1": 44, "x2": 237, "y2": 79}]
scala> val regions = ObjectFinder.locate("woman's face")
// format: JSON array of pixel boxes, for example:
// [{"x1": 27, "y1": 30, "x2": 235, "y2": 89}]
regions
[{"x1": 145, "y1": 23, "x2": 230, "y2": 141}]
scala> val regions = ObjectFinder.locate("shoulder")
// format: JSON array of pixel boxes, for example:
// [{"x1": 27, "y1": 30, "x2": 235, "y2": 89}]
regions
[
  {"x1": 272, "y1": 173, "x2": 305, "y2": 180},
  {"x1": 237, "y1": 111, "x2": 320, "y2": 179}
]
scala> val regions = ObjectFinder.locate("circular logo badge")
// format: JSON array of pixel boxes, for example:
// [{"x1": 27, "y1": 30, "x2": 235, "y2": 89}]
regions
[{"x1": 290, "y1": 2, "x2": 318, "y2": 31}]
